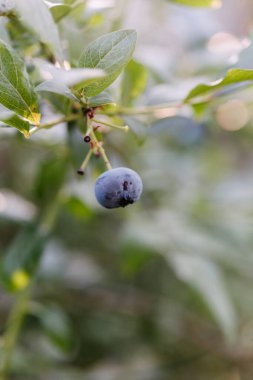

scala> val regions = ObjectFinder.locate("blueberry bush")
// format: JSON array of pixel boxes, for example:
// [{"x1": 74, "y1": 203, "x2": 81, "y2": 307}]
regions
[{"x1": 1, "y1": 0, "x2": 253, "y2": 379}]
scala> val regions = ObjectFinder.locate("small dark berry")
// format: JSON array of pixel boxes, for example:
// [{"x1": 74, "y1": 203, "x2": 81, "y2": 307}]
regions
[
  {"x1": 84, "y1": 135, "x2": 91, "y2": 143},
  {"x1": 77, "y1": 169, "x2": 84, "y2": 175}
]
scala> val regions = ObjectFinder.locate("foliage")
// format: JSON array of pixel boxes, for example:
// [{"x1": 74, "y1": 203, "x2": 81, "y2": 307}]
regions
[{"x1": 1, "y1": 0, "x2": 253, "y2": 379}]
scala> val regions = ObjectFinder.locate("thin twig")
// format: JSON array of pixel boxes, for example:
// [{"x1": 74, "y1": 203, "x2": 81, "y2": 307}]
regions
[
  {"x1": 92, "y1": 118, "x2": 129, "y2": 132},
  {"x1": 29, "y1": 114, "x2": 81, "y2": 137},
  {"x1": 114, "y1": 102, "x2": 182, "y2": 116},
  {"x1": 90, "y1": 127, "x2": 112, "y2": 170}
]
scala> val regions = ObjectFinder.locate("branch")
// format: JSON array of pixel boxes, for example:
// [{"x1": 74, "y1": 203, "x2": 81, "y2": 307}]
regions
[
  {"x1": 28, "y1": 114, "x2": 81, "y2": 137},
  {"x1": 114, "y1": 102, "x2": 182, "y2": 117}
]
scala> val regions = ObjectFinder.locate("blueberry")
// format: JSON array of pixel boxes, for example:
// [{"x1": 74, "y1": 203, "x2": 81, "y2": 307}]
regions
[{"x1": 95, "y1": 167, "x2": 143, "y2": 209}]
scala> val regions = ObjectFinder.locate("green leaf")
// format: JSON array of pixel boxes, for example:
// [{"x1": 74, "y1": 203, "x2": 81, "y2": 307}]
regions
[
  {"x1": 0, "y1": 18, "x2": 11, "y2": 44},
  {"x1": 79, "y1": 29, "x2": 137, "y2": 97},
  {"x1": 123, "y1": 116, "x2": 147, "y2": 144},
  {"x1": 64, "y1": 196, "x2": 93, "y2": 220},
  {"x1": 191, "y1": 101, "x2": 208, "y2": 119},
  {"x1": 121, "y1": 59, "x2": 148, "y2": 106},
  {"x1": 168, "y1": 0, "x2": 221, "y2": 7},
  {"x1": 0, "y1": 111, "x2": 30, "y2": 137},
  {"x1": 87, "y1": 92, "x2": 115, "y2": 108},
  {"x1": 14, "y1": 0, "x2": 62, "y2": 61},
  {"x1": 185, "y1": 68, "x2": 253, "y2": 103},
  {"x1": 35, "y1": 59, "x2": 104, "y2": 90},
  {"x1": 169, "y1": 253, "x2": 237, "y2": 341},
  {"x1": 43, "y1": 92, "x2": 71, "y2": 115},
  {"x1": 0, "y1": 40, "x2": 40, "y2": 124},
  {"x1": 34, "y1": 155, "x2": 68, "y2": 208},
  {"x1": 1, "y1": 223, "x2": 46, "y2": 292},
  {"x1": 120, "y1": 243, "x2": 154, "y2": 277},
  {"x1": 63, "y1": 0, "x2": 76, "y2": 4},
  {"x1": 60, "y1": 68, "x2": 105, "y2": 90},
  {"x1": 36, "y1": 81, "x2": 78, "y2": 102},
  {"x1": 35, "y1": 304, "x2": 73, "y2": 352},
  {"x1": 87, "y1": 13, "x2": 104, "y2": 28},
  {"x1": 48, "y1": 3, "x2": 72, "y2": 22}
]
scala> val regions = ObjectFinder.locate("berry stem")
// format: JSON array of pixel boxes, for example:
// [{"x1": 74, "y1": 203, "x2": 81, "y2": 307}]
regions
[
  {"x1": 85, "y1": 122, "x2": 93, "y2": 137},
  {"x1": 79, "y1": 149, "x2": 93, "y2": 173},
  {"x1": 90, "y1": 128, "x2": 112, "y2": 170},
  {"x1": 92, "y1": 118, "x2": 129, "y2": 132}
]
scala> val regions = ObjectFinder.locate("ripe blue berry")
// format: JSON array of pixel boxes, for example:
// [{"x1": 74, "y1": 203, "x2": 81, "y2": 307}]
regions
[{"x1": 95, "y1": 167, "x2": 143, "y2": 209}]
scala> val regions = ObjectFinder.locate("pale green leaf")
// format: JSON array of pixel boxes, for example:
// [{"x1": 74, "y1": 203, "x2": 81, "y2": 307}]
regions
[
  {"x1": 0, "y1": 111, "x2": 30, "y2": 137},
  {"x1": 0, "y1": 40, "x2": 40, "y2": 124},
  {"x1": 48, "y1": 3, "x2": 71, "y2": 22},
  {"x1": 35, "y1": 59, "x2": 105, "y2": 89},
  {"x1": 121, "y1": 59, "x2": 148, "y2": 106},
  {"x1": 64, "y1": 196, "x2": 93, "y2": 220},
  {"x1": 0, "y1": 18, "x2": 11, "y2": 44},
  {"x1": 79, "y1": 29, "x2": 137, "y2": 97},
  {"x1": 63, "y1": 0, "x2": 76, "y2": 4},
  {"x1": 185, "y1": 68, "x2": 253, "y2": 103},
  {"x1": 168, "y1": 0, "x2": 221, "y2": 7},
  {"x1": 169, "y1": 253, "x2": 237, "y2": 341},
  {"x1": 87, "y1": 92, "x2": 115, "y2": 108},
  {"x1": 35, "y1": 304, "x2": 73, "y2": 352},
  {"x1": 14, "y1": 0, "x2": 62, "y2": 60},
  {"x1": 123, "y1": 116, "x2": 147, "y2": 144},
  {"x1": 36, "y1": 81, "x2": 78, "y2": 102}
]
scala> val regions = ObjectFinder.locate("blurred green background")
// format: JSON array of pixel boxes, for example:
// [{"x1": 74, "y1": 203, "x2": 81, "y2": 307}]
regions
[{"x1": 1, "y1": 0, "x2": 253, "y2": 379}]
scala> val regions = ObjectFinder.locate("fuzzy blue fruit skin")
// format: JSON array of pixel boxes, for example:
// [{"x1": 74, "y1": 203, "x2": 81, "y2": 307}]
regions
[{"x1": 95, "y1": 167, "x2": 143, "y2": 209}]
